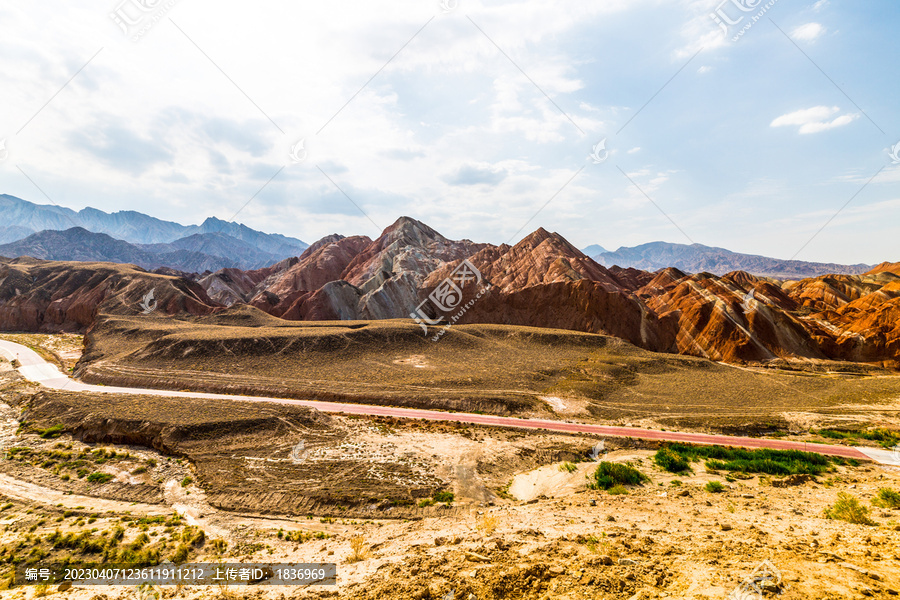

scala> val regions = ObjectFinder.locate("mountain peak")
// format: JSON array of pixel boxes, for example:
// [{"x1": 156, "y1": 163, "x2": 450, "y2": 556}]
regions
[{"x1": 378, "y1": 216, "x2": 445, "y2": 248}]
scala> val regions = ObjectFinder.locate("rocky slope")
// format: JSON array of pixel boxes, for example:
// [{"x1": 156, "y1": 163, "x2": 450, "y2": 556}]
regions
[{"x1": 0, "y1": 257, "x2": 219, "y2": 331}]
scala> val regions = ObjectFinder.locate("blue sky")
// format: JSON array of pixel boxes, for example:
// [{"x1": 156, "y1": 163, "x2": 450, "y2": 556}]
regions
[{"x1": 0, "y1": 0, "x2": 897, "y2": 264}]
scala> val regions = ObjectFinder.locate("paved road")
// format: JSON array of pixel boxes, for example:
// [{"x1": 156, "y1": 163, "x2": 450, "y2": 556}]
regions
[{"x1": 2, "y1": 339, "x2": 897, "y2": 465}]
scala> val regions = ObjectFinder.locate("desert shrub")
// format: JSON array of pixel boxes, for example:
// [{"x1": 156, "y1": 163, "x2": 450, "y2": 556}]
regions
[
  {"x1": 476, "y1": 515, "x2": 498, "y2": 535},
  {"x1": 86, "y1": 472, "x2": 113, "y2": 484},
  {"x1": 705, "y1": 481, "x2": 725, "y2": 493},
  {"x1": 347, "y1": 535, "x2": 368, "y2": 563},
  {"x1": 589, "y1": 462, "x2": 648, "y2": 490},
  {"x1": 825, "y1": 492, "x2": 875, "y2": 526},
  {"x1": 607, "y1": 485, "x2": 628, "y2": 495},
  {"x1": 183, "y1": 526, "x2": 205, "y2": 547},
  {"x1": 131, "y1": 466, "x2": 147, "y2": 475},
  {"x1": 128, "y1": 533, "x2": 150, "y2": 551},
  {"x1": 172, "y1": 543, "x2": 191, "y2": 564},
  {"x1": 210, "y1": 539, "x2": 228, "y2": 554},
  {"x1": 654, "y1": 447, "x2": 690, "y2": 473},
  {"x1": 558, "y1": 462, "x2": 578, "y2": 473},
  {"x1": 417, "y1": 498, "x2": 435, "y2": 508},
  {"x1": 180, "y1": 477, "x2": 193, "y2": 487},
  {"x1": 872, "y1": 488, "x2": 900, "y2": 509},
  {"x1": 432, "y1": 490, "x2": 454, "y2": 503}
]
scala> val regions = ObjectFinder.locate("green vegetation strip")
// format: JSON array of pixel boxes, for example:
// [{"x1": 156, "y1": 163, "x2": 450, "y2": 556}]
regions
[
  {"x1": 814, "y1": 428, "x2": 899, "y2": 449},
  {"x1": 653, "y1": 443, "x2": 855, "y2": 476}
]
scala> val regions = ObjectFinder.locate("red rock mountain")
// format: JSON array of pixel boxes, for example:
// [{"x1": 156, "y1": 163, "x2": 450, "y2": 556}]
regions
[
  {"x1": 0, "y1": 257, "x2": 218, "y2": 332},
  {"x1": 3, "y1": 217, "x2": 899, "y2": 369}
]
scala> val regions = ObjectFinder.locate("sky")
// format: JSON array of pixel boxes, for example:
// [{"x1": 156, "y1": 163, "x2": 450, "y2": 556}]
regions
[{"x1": 0, "y1": 0, "x2": 898, "y2": 265}]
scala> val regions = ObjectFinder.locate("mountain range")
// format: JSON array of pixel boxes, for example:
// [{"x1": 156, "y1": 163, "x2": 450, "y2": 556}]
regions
[
  {"x1": 589, "y1": 242, "x2": 872, "y2": 279},
  {"x1": 0, "y1": 194, "x2": 308, "y2": 270},
  {"x1": 2, "y1": 216, "x2": 899, "y2": 369},
  {"x1": 0, "y1": 194, "x2": 878, "y2": 280}
]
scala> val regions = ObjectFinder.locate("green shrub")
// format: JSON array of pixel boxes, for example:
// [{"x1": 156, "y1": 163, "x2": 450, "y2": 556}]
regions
[
  {"x1": 558, "y1": 462, "x2": 578, "y2": 473},
  {"x1": 38, "y1": 425, "x2": 65, "y2": 439},
  {"x1": 589, "y1": 462, "x2": 648, "y2": 490},
  {"x1": 432, "y1": 490, "x2": 454, "y2": 503},
  {"x1": 172, "y1": 543, "x2": 190, "y2": 564},
  {"x1": 86, "y1": 472, "x2": 113, "y2": 484},
  {"x1": 872, "y1": 488, "x2": 900, "y2": 509},
  {"x1": 825, "y1": 492, "x2": 875, "y2": 525},
  {"x1": 654, "y1": 447, "x2": 691, "y2": 473},
  {"x1": 705, "y1": 481, "x2": 725, "y2": 493},
  {"x1": 607, "y1": 485, "x2": 628, "y2": 495},
  {"x1": 180, "y1": 477, "x2": 193, "y2": 488}
]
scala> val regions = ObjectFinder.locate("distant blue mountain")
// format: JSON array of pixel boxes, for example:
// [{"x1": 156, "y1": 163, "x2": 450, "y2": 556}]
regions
[
  {"x1": 581, "y1": 244, "x2": 607, "y2": 257},
  {"x1": 0, "y1": 194, "x2": 307, "y2": 254},
  {"x1": 592, "y1": 241, "x2": 871, "y2": 279},
  {"x1": 0, "y1": 194, "x2": 308, "y2": 270}
]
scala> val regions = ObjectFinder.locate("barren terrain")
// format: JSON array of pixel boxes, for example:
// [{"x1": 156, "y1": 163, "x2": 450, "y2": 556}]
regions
[{"x1": 2, "y1": 333, "x2": 900, "y2": 599}]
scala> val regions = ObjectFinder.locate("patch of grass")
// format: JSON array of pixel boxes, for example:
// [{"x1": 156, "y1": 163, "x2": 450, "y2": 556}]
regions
[
  {"x1": 172, "y1": 543, "x2": 191, "y2": 563},
  {"x1": 86, "y1": 472, "x2": 113, "y2": 484},
  {"x1": 558, "y1": 462, "x2": 578, "y2": 473},
  {"x1": 815, "y1": 428, "x2": 900, "y2": 449},
  {"x1": 660, "y1": 443, "x2": 833, "y2": 476},
  {"x1": 705, "y1": 481, "x2": 725, "y2": 493},
  {"x1": 654, "y1": 447, "x2": 690, "y2": 473},
  {"x1": 872, "y1": 488, "x2": 900, "y2": 509},
  {"x1": 38, "y1": 425, "x2": 65, "y2": 439},
  {"x1": 432, "y1": 490, "x2": 454, "y2": 504},
  {"x1": 825, "y1": 492, "x2": 875, "y2": 526},
  {"x1": 588, "y1": 462, "x2": 648, "y2": 490},
  {"x1": 607, "y1": 485, "x2": 628, "y2": 495},
  {"x1": 180, "y1": 476, "x2": 193, "y2": 488}
]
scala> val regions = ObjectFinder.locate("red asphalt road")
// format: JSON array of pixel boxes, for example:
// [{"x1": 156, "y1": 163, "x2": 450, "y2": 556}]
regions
[{"x1": 0, "y1": 339, "x2": 871, "y2": 461}]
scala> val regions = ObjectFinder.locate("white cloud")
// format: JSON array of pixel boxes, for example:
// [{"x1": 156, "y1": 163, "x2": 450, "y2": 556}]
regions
[
  {"x1": 791, "y1": 22, "x2": 826, "y2": 42},
  {"x1": 770, "y1": 106, "x2": 859, "y2": 134},
  {"x1": 697, "y1": 65, "x2": 711, "y2": 74},
  {"x1": 628, "y1": 147, "x2": 641, "y2": 154},
  {"x1": 812, "y1": 0, "x2": 829, "y2": 12}
]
